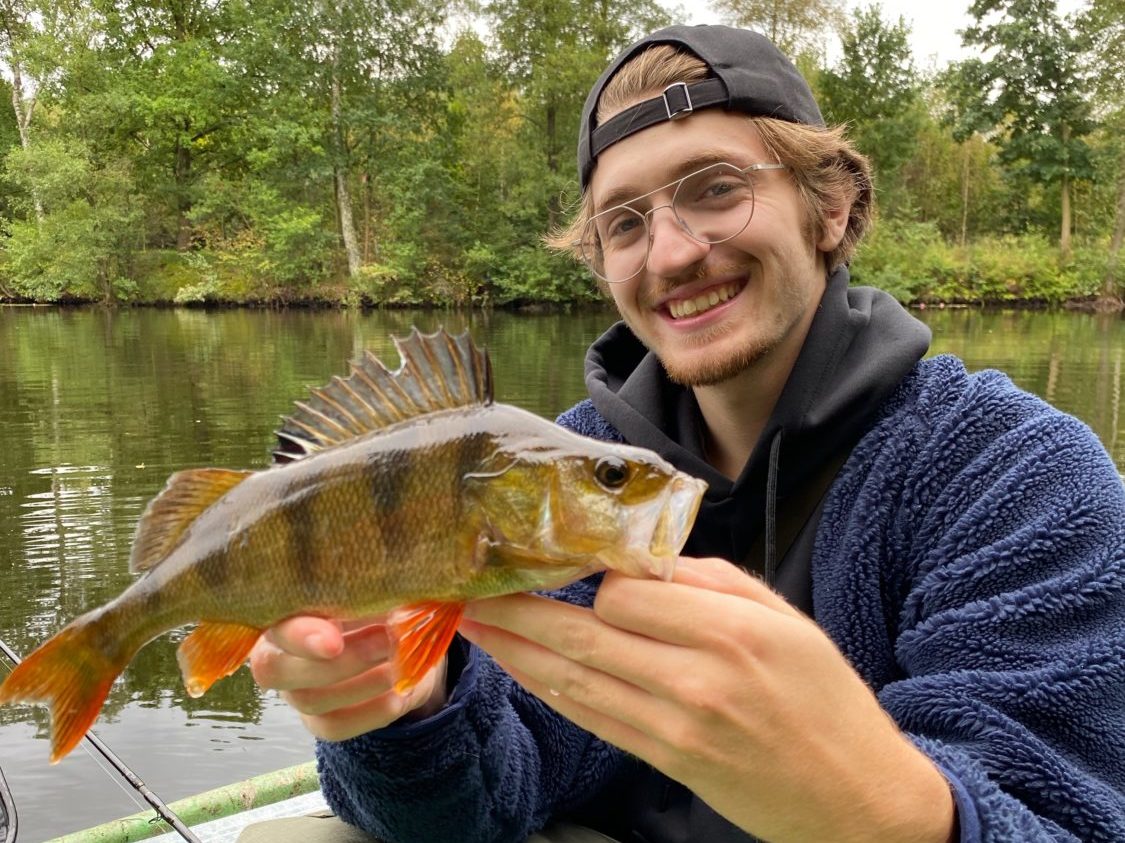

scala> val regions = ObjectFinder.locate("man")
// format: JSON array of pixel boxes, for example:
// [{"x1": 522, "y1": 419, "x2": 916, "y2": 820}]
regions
[{"x1": 243, "y1": 24, "x2": 1125, "y2": 843}]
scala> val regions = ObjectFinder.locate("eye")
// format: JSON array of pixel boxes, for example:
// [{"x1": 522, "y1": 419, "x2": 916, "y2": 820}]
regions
[
  {"x1": 594, "y1": 456, "x2": 630, "y2": 491},
  {"x1": 602, "y1": 209, "x2": 644, "y2": 244}
]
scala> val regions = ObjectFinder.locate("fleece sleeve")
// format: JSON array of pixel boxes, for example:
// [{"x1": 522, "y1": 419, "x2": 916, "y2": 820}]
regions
[
  {"x1": 314, "y1": 577, "x2": 626, "y2": 843},
  {"x1": 814, "y1": 359, "x2": 1125, "y2": 843}
]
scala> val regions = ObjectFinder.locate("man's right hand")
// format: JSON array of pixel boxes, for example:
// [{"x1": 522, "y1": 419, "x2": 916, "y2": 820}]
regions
[{"x1": 248, "y1": 615, "x2": 448, "y2": 742}]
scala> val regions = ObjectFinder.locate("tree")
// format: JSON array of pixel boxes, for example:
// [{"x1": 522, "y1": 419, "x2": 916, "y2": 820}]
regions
[
  {"x1": 946, "y1": 0, "x2": 1096, "y2": 255},
  {"x1": 711, "y1": 0, "x2": 846, "y2": 57},
  {"x1": 1075, "y1": 0, "x2": 1124, "y2": 307},
  {"x1": 818, "y1": 4, "x2": 923, "y2": 216},
  {"x1": 0, "y1": 0, "x2": 43, "y2": 220}
]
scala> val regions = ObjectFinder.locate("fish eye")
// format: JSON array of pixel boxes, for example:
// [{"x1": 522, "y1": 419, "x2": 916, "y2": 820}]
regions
[{"x1": 594, "y1": 456, "x2": 630, "y2": 491}]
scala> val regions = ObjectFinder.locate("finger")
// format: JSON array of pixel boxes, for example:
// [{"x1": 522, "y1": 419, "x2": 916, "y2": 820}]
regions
[
  {"x1": 295, "y1": 666, "x2": 441, "y2": 743},
  {"x1": 592, "y1": 575, "x2": 793, "y2": 648},
  {"x1": 490, "y1": 656, "x2": 664, "y2": 765},
  {"x1": 263, "y1": 616, "x2": 346, "y2": 659},
  {"x1": 671, "y1": 557, "x2": 804, "y2": 618},
  {"x1": 461, "y1": 597, "x2": 684, "y2": 700},
  {"x1": 298, "y1": 687, "x2": 414, "y2": 743},
  {"x1": 460, "y1": 617, "x2": 674, "y2": 740},
  {"x1": 282, "y1": 661, "x2": 397, "y2": 716},
  {"x1": 251, "y1": 623, "x2": 392, "y2": 691}
]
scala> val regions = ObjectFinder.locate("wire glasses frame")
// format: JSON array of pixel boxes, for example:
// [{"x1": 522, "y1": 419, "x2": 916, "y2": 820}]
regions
[{"x1": 577, "y1": 161, "x2": 787, "y2": 284}]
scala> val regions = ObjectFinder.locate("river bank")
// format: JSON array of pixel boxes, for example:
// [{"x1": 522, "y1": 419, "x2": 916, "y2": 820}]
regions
[{"x1": 0, "y1": 225, "x2": 1120, "y2": 310}]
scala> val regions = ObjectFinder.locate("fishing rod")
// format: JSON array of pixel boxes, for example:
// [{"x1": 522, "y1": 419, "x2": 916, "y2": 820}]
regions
[{"x1": 0, "y1": 636, "x2": 202, "y2": 843}]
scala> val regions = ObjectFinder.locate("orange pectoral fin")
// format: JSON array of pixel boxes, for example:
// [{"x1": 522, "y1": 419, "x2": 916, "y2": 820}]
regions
[
  {"x1": 388, "y1": 602, "x2": 464, "y2": 693},
  {"x1": 176, "y1": 621, "x2": 263, "y2": 698}
]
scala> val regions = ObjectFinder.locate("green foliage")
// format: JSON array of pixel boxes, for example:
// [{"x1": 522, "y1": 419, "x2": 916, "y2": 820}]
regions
[
  {"x1": 1, "y1": 138, "x2": 142, "y2": 301},
  {"x1": 851, "y1": 218, "x2": 955, "y2": 302},
  {"x1": 942, "y1": 0, "x2": 1096, "y2": 248},
  {"x1": 0, "y1": 0, "x2": 1118, "y2": 306},
  {"x1": 819, "y1": 5, "x2": 923, "y2": 215},
  {"x1": 852, "y1": 219, "x2": 1100, "y2": 304}
]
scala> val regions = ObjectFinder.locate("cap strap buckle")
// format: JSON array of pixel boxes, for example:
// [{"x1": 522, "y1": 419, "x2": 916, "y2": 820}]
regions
[{"x1": 662, "y1": 82, "x2": 694, "y2": 120}]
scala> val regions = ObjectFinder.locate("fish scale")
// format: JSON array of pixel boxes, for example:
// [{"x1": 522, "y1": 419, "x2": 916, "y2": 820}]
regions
[{"x1": 0, "y1": 328, "x2": 706, "y2": 763}]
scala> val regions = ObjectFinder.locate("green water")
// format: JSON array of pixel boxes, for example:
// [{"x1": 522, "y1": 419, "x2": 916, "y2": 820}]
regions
[{"x1": 0, "y1": 304, "x2": 1121, "y2": 839}]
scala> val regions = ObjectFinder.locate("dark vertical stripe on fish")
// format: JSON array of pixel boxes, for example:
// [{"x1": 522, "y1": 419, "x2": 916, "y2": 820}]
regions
[
  {"x1": 287, "y1": 486, "x2": 321, "y2": 599},
  {"x1": 197, "y1": 550, "x2": 231, "y2": 593},
  {"x1": 371, "y1": 448, "x2": 409, "y2": 516}
]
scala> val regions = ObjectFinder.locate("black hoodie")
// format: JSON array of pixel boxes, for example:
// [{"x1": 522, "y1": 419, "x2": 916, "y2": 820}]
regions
[{"x1": 576, "y1": 266, "x2": 931, "y2": 843}]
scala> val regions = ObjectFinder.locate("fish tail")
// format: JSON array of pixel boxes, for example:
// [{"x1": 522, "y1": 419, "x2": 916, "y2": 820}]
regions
[{"x1": 0, "y1": 619, "x2": 131, "y2": 763}]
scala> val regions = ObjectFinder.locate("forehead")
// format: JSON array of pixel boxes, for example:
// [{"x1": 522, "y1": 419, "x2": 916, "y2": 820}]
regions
[{"x1": 588, "y1": 109, "x2": 770, "y2": 212}]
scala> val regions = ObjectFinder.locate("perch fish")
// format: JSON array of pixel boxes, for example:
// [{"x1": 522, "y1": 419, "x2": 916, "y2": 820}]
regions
[{"x1": 0, "y1": 328, "x2": 706, "y2": 762}]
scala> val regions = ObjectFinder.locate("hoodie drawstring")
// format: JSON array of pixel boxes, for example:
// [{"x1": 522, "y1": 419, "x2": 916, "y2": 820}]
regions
[{"x1": 764, "y1": 430, "x2": 782, "y2": 586}]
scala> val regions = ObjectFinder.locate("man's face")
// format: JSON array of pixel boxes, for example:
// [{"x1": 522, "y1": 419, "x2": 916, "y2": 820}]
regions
[{"x1": 587, "y1": 109, "x2": 841, "y2": 387}]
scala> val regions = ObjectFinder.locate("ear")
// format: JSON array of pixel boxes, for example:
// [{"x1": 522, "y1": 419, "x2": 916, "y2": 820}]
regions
[{"x1": 816, "y1": 199, "x2": 851, "y2": 253}]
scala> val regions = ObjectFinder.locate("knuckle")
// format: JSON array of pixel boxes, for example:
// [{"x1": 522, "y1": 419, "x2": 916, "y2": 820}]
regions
[
  {"x1": 555, "y1": 662, "x2": 594, "y2": 699},
  {"x1": 248, "y1": 643, "x2": 281, "y2": 686},
  {"x1": 555, "y1": 622, "x2": 599, "y2": 663},
  {"x1": 284, "y1": 687, "x2": 329, "y2": 716}
]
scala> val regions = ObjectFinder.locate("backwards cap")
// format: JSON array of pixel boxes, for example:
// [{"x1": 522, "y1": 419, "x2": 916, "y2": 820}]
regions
[{"x1": 577, "y1": 24, "x2": 824, "y2": 190}]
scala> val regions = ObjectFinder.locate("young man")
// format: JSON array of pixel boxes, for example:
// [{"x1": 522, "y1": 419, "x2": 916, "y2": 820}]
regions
[{"x1": 243, "y1": 25, "x2": 1125, "y2": 843}]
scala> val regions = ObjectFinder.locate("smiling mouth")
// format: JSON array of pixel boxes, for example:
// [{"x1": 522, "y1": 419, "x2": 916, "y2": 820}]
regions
[{"x1": 667, "y1": 281, "x2": 742, "y2": 320}]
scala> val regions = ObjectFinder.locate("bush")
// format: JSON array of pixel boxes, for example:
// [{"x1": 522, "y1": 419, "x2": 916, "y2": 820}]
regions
[{"x1": 852, "y1": 220, "x2": 1099, "y2": 305}]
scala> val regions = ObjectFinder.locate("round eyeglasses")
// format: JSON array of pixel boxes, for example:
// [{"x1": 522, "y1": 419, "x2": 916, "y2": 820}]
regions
[{"x1": 577, "y1": 162, "x2": 786, "y2": 284}]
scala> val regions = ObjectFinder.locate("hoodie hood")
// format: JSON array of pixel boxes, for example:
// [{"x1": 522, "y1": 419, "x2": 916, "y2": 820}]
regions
[{"x1": 584, "y1": 266, "x2": 931, "y2": 565}]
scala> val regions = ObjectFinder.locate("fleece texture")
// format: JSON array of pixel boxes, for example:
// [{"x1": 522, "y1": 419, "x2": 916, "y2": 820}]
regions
[{"x1": 315, "y1": 354, "x2": 1125, "y2": 843}]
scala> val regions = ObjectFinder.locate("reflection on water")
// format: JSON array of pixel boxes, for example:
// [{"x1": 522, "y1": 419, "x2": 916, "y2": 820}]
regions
[{"x1": 0, "y1": 304, "x2": 1121, "y2": 838}]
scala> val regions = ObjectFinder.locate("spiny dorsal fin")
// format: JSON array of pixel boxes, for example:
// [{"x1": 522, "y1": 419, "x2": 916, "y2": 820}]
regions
[
  {"x1": 130, "y1": 468, "x2": 252, "y2": 573},
  {"x1": 272, "y1": 327, "x2": 492, "y2": 464}
]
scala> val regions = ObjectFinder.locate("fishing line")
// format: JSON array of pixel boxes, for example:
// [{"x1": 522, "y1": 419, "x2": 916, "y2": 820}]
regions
[{"x1": 0, "y1": 635, "x2": 202, "y2": 843}]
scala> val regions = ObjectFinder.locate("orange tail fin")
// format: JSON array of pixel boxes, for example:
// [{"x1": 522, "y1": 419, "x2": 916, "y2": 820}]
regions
[{"x1": 0, "y1": 622, "x2": 128, "y2": 763}]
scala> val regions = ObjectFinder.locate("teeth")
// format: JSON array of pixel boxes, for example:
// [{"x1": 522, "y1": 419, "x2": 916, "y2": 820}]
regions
[{"x1": 668, "y1": 282, "x2": 739, "y2": 320}]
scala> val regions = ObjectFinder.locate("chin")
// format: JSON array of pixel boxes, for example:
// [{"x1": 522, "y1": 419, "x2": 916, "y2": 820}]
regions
[{"x1": 659, "y1": 336, "x2": 777, "y2": 387}]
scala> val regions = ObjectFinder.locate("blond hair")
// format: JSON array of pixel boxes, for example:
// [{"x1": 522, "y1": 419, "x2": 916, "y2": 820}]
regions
[{"x1": 547, "y1": 45, "x2": 873, "y2": 273}]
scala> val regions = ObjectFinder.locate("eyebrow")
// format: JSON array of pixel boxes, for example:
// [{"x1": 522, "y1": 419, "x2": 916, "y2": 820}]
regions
[{"x1": 593, "y1": 149, "x2": 742, "y2": 213}]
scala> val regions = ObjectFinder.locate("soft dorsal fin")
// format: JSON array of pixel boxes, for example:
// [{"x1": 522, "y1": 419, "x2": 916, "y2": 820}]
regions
[
  {"x1": 130, "y1": 468, "x2": 252, "y2": 572},
  {"x1": 272, "y1": 327, "x2": 492, "y2": 464}
]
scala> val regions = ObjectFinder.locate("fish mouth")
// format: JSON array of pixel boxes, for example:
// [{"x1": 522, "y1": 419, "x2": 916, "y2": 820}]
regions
[
  {"x1": 646, "y1": 473, "x2": 706, "y2": 578},
  {"x1": 601, "y1": 472, "x2": 705, "y2": 581}
]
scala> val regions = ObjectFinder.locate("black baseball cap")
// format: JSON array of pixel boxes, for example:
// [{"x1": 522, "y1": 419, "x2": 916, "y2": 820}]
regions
[{"x1": 577, "y1": 24, "x2": 825, "y2": 190}]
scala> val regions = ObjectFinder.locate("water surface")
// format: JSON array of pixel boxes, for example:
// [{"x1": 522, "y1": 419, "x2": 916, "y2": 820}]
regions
[{"x1": 0, "y1": 304, "x2": 1121, "y2": 839}]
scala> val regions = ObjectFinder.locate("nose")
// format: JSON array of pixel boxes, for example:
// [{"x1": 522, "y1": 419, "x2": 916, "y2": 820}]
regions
[{"x1": 645, "y1": 205, "x2": 710, "y2": 278}]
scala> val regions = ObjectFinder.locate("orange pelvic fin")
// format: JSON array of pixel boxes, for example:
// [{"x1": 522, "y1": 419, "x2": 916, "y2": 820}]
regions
[
  {"x1": 388, "y1": 602, "x2": 464, "y2": 693},
  {"x1": 0, "y1": 622, "x2": 126, "y2": 763},
  {"x1": 130, "y1": 467, "x2": 253, "y2": 573},
  {"x1": 176, "y1": 621, "x2": 262, "y2": 698}
]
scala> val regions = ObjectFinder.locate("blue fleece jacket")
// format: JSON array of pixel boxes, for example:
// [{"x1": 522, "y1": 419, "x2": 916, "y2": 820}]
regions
[{"x1": 315, "y1": 354, "x2": 1125, "y2": 843}]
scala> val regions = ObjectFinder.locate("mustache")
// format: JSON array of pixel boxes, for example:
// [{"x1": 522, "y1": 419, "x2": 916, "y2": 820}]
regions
[{"x1": 640, "y1": 261, "x2": 752, "y2": 308}]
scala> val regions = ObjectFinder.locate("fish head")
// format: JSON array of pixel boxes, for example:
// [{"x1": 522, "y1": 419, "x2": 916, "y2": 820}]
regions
[{"x1": 534, "y1": 439, "x2": 706, "y2": 581}]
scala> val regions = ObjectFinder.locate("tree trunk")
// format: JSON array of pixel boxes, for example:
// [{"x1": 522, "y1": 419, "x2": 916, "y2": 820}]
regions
[
  {"x1": 1060, "y1": 172, "x2": 1072, "y2": 258},
  {"x1": 1059, "y1": 122, "x2": 1071, "y2": 258},
  {"x1": 960, "y1": 143, "x2": 970, "y2": 249},
  {"x1": 8, "y1": 59, "x2": 42, "y2": 222},
  {"x1": 331, "y1": 70, "x2": 361, "y2": 278},
  {"x1": 174, "y1": 139, "x2": 193, "y2": 251},
  {"x1": 546, "y1": 100, "x2": 559, "y2": 230}
]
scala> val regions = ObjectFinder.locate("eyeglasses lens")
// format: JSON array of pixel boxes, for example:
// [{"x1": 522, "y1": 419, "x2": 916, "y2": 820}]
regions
[{"x1": 580, "y1": 163, "x2": 757, "y2": 283}]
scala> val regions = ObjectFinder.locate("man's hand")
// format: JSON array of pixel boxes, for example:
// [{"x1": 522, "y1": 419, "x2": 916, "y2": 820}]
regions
[
  {"x1": 459, "y1": 557, "x2": 956, "y2": 843},
  {"x1": 249, "y1": 615, "x2": 447, "y2": 742}
]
